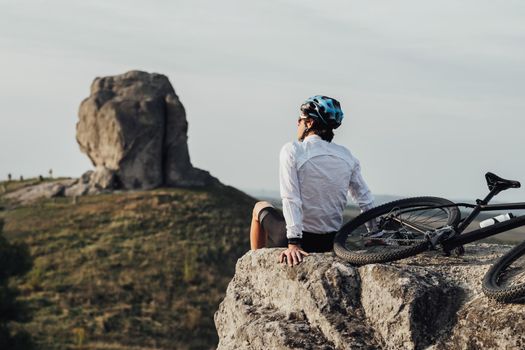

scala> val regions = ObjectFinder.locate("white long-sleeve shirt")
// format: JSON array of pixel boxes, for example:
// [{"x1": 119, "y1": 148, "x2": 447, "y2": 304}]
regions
[{"x1": 279, "y1": 135, "x2": 374, "y2": 240}]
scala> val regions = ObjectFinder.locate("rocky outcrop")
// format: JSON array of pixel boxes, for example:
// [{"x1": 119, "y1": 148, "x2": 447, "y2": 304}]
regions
[
  {"x1": 3, "y1": 71, "x2": 220, "y2": 204},
  {"x1": 76, "y1": 70, "x2": 217, "y2": 190},
  {"x1": 215, "y1": 244, "x2": 525, "y2": 349},
  {"x1": 3, "y1": 179, "x2": 79, "y2": 205}
]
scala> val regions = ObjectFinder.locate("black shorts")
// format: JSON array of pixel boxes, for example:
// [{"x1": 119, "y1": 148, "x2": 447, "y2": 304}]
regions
[{"x1": 259, "y1": 207, "x2": 336, "y2": 253}]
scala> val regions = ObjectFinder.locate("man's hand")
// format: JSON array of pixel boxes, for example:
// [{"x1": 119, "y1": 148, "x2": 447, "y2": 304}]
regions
[{"x1": 278, "y1": 244, "x2": 309, "y2": 267}]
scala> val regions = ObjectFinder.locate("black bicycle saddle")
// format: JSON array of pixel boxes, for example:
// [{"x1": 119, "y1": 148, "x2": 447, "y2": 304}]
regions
[{"x1": 485, "y1": 172, "x2": 521, "y2": 195}]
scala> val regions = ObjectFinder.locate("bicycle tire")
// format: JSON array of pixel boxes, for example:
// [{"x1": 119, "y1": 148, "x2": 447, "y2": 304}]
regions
[
  {"x1": 334, "y1": 197, "x2": 460, "y2": 265},
  {"x1": 482, "y1": 240, "x2": 525, "y2": 302}
]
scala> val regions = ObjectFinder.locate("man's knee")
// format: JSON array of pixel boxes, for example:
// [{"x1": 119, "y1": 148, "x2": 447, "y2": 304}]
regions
[{"x1": 253, "y1": 201, "x2": 274, "y2": 221}]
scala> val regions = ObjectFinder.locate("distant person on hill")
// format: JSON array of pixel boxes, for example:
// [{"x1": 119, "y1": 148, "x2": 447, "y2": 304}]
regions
[{"x1": 250, "y1": 95, "x2": 375, "y2": 266}]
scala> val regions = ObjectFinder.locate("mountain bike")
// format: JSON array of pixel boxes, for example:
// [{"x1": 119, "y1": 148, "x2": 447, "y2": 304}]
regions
[{"x1": 334, "y1": 172, "x2": 525, "y2": 302}]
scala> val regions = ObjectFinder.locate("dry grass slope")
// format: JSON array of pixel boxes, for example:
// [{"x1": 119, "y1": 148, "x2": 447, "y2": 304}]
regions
[{"x1": 0, "y1": 180, "x2": 255, "y2": 350}]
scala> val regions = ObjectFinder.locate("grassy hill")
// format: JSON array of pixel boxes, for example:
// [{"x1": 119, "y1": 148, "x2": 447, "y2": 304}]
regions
[{"x1": 0, "y1": 179, "x2": 255, "y2": 349}]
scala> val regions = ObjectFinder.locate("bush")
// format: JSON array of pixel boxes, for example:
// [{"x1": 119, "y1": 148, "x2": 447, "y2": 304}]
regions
[{"x1": 0, "y1": 219, "x2": 35, "y2": 349}]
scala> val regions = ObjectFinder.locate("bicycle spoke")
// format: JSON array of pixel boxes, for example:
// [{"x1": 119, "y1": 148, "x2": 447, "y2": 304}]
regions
[{"x1": 346, "y1": 205, "x2": 452, "y2": 250}]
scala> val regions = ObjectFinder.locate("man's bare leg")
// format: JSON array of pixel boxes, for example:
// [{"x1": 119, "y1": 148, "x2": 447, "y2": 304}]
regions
[{"x1": 250, "y1": 201, "x2": 273, "y2": 250}]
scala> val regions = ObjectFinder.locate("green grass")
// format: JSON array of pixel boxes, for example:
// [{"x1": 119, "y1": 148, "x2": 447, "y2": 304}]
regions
[{"x1": 0, "y1": 182, "x2": 255, "y2": 350}]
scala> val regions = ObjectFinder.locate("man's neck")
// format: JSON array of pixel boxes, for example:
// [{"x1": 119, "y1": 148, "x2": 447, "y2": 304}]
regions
[{"x1": 303, "y1": 133, "x2": 321, "y2": 141}]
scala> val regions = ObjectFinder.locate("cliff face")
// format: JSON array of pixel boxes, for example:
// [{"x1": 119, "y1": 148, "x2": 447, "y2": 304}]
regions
[{"x1": 214, "y1": 245, "x2": 525, "y2": 349}]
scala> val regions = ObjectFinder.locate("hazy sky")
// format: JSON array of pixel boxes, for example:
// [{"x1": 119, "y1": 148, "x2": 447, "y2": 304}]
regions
[{"x1": 1, "y1": 0, "x2": 524, "y2": 202}]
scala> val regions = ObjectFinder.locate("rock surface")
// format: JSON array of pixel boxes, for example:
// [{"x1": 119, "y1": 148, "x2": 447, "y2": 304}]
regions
[
  {"x1": 215, "y1": 244, "x2": 525, "y2": 350},
  {"x1": 76, "y1": 70, "x2": 217, "y2": 190},
  {"x1": 4, "y1": 179, "x2": 79, "y2": 204}
]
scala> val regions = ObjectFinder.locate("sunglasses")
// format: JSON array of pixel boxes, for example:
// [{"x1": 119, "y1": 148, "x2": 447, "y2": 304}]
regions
[{"x1": 297, "y1": 116, "x2": 308, "y2": 125}]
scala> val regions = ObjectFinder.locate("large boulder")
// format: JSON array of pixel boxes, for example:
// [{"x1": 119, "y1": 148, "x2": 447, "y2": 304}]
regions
[
  {"x1": 215, "y1": 244, "x2": 525, "y2": 349},
  {"x1": 76, "y1": 70, "x2": 217, "y2": 190}
]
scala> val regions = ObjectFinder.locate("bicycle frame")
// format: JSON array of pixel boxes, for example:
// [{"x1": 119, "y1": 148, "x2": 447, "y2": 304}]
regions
[
  {"x1": 386, "y1": 185, "x2": 525, "y2": 253},
  {"x1": 442, "y1": 189, "x2": 525, "y2": 251},
  {"x1": 455, "y1": 185, "x2": 525, "y2": 233},
  {"x1": 441, "y1": 215, "x2": 525, "y2": 252},
  {"x1": 447, "y1": 185, "x2": 525, "y2": 248}
]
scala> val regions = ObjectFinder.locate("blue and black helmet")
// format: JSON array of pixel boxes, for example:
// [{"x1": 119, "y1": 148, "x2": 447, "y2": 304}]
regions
[{"x1": 300, "y1": 95, "x2": 344, "y2": 129}]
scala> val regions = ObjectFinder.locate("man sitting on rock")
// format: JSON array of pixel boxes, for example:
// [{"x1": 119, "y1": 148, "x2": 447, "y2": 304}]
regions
[{"x1": 250, "y1": 95, "x2": 375, "y2": 266}]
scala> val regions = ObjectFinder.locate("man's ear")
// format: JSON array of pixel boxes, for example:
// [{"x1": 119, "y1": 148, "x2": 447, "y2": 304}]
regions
[{"x1": 306, "y1": 118, "x2": 315, "y2": 128}]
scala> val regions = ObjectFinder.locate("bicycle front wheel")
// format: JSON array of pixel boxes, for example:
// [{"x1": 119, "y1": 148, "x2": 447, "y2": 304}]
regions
[
  {"x1": 334, "y1": 197, "x2": 460, "y2": 265},
  {"x1": 482, "y1": 240, "x2": 525, "y2": 303}
]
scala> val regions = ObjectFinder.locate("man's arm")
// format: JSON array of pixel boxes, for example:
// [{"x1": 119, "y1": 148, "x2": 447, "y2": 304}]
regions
[
  {"x1": 278, "y1": 144, "x2": 309, "y2": 266},
  {"x1": 279, "y1": 144, "x2": 304, "y2": 245},
  {"x1": 348, "y1": 160, "x2": 375, "y2": 212}
]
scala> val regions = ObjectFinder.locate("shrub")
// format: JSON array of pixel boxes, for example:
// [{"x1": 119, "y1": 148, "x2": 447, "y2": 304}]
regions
[{"x1": 0, "y1": 219, "x2": 35, "y2": 349}]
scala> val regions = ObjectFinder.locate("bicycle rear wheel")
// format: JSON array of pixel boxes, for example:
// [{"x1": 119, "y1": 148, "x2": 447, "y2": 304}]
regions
[
  {"x1": 334, "y1": 197, "x2": 460, "y2": 265},
  {"x1": 482, "y1": 240, "x2": 525, "y2": 303}
]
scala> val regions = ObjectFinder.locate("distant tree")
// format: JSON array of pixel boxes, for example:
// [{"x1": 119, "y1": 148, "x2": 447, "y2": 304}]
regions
[
  {"x1": 0, "y1": 219, "x2": 35, "y2": 349},
  {"x1": 7, "y1": 174, "x2": 11, "y2": 182},
  {"x1": 48, "y1": 169, "x2": 53, "y2": 179},
  {"x1": 38, "y1": 175, "x2": 43, "y2": 182},
  {"x1": 19, "y1": 176, "x2": 23, "y2": 182}
]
